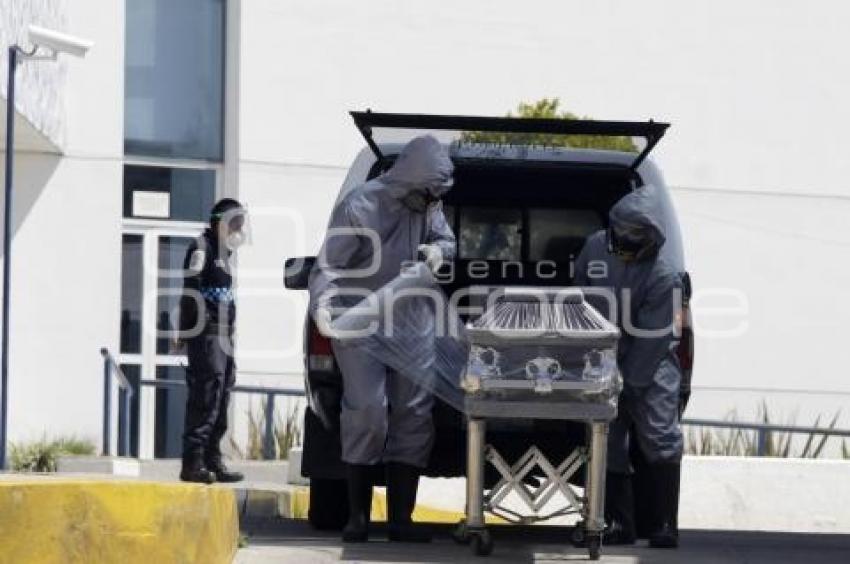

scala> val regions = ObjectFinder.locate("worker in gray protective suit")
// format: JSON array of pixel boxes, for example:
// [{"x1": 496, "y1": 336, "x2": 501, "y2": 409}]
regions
[
  {"x1": 308, "y1": 135, "x2": 456, "y2": 543},
  {"x1": 574, "y1": 185, "x2": 683, "y2": 549}
]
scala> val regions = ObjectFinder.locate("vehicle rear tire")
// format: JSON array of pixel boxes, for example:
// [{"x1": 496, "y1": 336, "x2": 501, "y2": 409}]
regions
[{"x1": 307, "y1": 478, "x2": 348, "y2": 531}]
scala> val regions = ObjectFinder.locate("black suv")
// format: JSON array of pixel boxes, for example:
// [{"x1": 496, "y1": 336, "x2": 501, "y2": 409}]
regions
[{"x1": 284, "y1": 112, "x2": 694, "y2": 529}]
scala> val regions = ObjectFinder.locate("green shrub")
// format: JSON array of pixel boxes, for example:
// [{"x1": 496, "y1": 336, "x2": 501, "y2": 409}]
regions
[{"x1": 10, "y1": 435, "x2": 96, "y2": 472}]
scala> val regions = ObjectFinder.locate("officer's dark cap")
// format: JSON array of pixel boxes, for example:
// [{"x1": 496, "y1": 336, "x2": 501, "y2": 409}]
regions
[{"x1": 210, "y1": 198, "x2": 244, "y2": 224}]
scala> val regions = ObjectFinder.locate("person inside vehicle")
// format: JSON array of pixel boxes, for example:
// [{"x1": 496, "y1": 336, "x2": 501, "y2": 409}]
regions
[
  {"x1": 174, "y1": 198, "x2": 248, "y2": 484},
  {"x1": 573, "y1": 185, "x2": 683, "y2": 548},
  {"x1": 308, "y1": 135, "x2": 456, "y2": 543}
]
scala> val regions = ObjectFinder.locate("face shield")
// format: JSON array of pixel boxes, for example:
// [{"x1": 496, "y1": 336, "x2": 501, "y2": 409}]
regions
[
  {"x1": 607, "y1": 224, "x2": 656, "y2": 262},
  {"x1": 215, "y1": 206, "x2": 251, "y2": 251}
]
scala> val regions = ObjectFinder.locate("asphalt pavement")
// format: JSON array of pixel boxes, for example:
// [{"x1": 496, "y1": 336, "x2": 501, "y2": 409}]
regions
[{"x1": 236, "y1": 519, "x2": 850, "y2": 563}]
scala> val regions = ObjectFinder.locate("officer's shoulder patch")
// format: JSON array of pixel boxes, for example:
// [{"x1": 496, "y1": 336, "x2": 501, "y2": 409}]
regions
[{"x1": 188, "y1": 249, "x2": 206, "y2": 274}]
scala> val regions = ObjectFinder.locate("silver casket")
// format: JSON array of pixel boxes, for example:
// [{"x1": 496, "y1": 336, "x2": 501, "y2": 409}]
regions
[{"x1": 462, "y1": 286, "x2": 622, "y2": 421}]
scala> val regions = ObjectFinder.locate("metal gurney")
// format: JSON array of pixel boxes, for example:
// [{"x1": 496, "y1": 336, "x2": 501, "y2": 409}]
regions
[
  {"x1": 453, "y1": 286, "x2": 621, "y2": 559},
  {"x1": 330, "y1": 266, "x2": 621, "y2": 559}
]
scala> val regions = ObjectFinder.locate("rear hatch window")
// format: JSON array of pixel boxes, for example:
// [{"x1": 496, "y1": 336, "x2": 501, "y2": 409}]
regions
[
  {"x1": 528, "y1": 209, "x2": 602, "y2": 262},
  {"x1": 459, "y1": 208, "x2": 523, "y2": 261}
]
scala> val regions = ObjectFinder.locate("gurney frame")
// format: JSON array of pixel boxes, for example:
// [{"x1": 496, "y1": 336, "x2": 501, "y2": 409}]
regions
[{"x1": 452, "y1": 398, "x2": 615, "y2": 560}]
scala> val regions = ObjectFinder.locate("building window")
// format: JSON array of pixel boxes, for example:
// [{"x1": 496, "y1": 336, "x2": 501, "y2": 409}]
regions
[
  {"x1": 119, "y1": 364, "x2": 141, "y2": 457},
  {"x1": 120, "y1": 234, "x2": 144, "y2": 354},
  {"x1": 123, "y1": 165, "x2": 216, "y2": 222},
  {"x1": 155, "y1": 365, "x2": 188, "y2": 458},
  {"x1": 124, "y1": 0, "x2": 226, "y2": 161},
  {"x1": 156, "y1": 235, "x2": 196, "y2": 354}
]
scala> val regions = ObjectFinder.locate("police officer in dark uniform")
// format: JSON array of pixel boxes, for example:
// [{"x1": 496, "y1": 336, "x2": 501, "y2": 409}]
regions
[{"x1": 175, "y1": 198, "x2": 248, "y2": 483}]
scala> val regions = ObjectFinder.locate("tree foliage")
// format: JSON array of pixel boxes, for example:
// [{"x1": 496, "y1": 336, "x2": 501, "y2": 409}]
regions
[{"x1": 460, "y1": 98, "x2": 638, "y2": 152}]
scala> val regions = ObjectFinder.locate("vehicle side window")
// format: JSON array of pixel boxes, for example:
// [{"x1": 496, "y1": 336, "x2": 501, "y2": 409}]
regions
[
  {"x1": 528, "y1": 209, "x2": 602, "y2": 262},
  {"x1": 459, "y1": 208, "x2": 522, "y2": 261}
]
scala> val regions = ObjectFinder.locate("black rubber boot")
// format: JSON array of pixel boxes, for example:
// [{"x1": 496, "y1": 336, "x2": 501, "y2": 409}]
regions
[
  {"x1": 386, "y1": 462, "x2": 431, "y2": 543},
  {"x1": 342, "y1": 464, "x2": 373, "y2": 543},
  {"x1": 205, "y1": 454, "x2": 244, "y2": 483},
  {"x1": 630, "y1": 437, "x2": 654, "y2": 539},
  {"x1": 602, "y1": 472, "x2": 637, "y2": 545},
  {"x1": 648, "y1": 463, "x2": 680, "y2": 549},
  {"x1": 180, "y1": 450, "x2": 216, "y2": 484}
]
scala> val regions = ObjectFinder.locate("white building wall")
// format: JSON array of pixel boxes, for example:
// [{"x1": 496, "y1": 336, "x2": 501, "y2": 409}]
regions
[
  {"x1": 3, "y1": 0, "x2": 849, "y2": 455},
  {"x1": 235, "y1": 0, "x2": 850, "y2": 434},
  {"x1": 0, "y1": 0, "x2": 67, "y2": 150},
  {"x1": 238, "y1": 0, "x2": 850, "y2": 197},
  {"x1": 0, "y1": 0, "x2": 124, "y2": 446}
]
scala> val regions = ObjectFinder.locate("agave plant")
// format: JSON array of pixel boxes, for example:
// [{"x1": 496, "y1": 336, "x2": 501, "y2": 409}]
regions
[
  {"x1": 229, "y1": 398, "x2": 305, "y2": 460},
  {"x1": 274, "y1": 401, "x2": 304, "y2": 461},
  {"x1": 684, "y1": 403, "x2": 844, "y2": 459}
]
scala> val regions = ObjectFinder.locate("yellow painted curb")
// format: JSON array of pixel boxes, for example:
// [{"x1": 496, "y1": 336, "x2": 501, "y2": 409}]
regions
[
  {"x1": 0, "y1": 478, "x2": 238, "y2": 564},
  {"x1": 280, "y1": 486, "x2": 503, "y2": 524}
]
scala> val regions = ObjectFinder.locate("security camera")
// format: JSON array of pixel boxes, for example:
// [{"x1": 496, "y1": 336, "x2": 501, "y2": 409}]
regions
[{"x1": 27, "y1": 25, "x2": 93, "y2": 58}]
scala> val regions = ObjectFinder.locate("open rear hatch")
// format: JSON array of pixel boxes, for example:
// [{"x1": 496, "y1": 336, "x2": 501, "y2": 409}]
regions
[{"x1": 350, "y1": 110, "x2": 669, "y2": 171}]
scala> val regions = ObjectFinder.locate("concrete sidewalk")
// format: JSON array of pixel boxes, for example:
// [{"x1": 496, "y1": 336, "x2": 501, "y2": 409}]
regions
[
  {"x1": 55, "y1": 456, "x2": 850, "y2": 533},
  {"x1": 236, "y1": 519, "x2": 850, "y2": 563}
]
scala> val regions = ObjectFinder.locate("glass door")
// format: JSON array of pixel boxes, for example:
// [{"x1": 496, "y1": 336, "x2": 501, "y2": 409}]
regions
[{"x1": 120, "y1": 227, "x2": 201, "y2": 459}]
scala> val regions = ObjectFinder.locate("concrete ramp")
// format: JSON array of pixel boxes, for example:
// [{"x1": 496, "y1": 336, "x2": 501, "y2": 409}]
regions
[{"x1": 0, "y1": 476, "x2": 238, "y2": 564}]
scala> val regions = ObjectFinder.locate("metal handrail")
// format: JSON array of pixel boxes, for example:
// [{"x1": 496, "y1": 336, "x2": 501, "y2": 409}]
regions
[
  {"x1": 100, "y1": 348, "x2": 133, "y2": 392},
  {"x1": 681, "y1": 417, "x2": 850, "y2": 456},
  {"x1": 99, "y1": 348, "x2": 133, "y2": 457},
  {"x1": 140, "y1": 378, "x2": 304, "y2": 397},
  {"x1": 99, "y1": 347, "x2": 306, "y2": 460},
  {"x1": 100, "y1": 346, "x2": 849, "y2": 461},
  {"x1": 682, "y1": 418, "x2": 850, "y2": 437},
  {"x1": 138, "y1": 378, "x2": 304, "y2": 460}
]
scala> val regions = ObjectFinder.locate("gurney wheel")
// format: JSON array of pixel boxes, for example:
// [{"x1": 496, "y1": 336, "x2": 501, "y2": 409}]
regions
[
  {"x1": 586, "y1": 534, "x2": 601, "y2": 561},
  {"x1": 570, "y1": 522, "x2": 586, "y2": 547},
  {"x1": 471, "y1": 530, "x2": 493, "y2": 557},
  {"x1": 452, "y1": 520, "x2": 471, "y2": 545}
]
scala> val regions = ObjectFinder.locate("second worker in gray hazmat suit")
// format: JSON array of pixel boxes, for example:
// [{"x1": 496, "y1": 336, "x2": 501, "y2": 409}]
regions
[
  {"x1": 574, "y1": 185, "x2": 684, "y2": 549},
  {"x1": 308, "y1": 135, "x2": 456, "y2": 543}
]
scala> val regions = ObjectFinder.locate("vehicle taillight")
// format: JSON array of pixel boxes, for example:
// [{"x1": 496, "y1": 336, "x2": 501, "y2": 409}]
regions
[{"x1": 308, "y1": 323, "x2": 335, "y2": 372}]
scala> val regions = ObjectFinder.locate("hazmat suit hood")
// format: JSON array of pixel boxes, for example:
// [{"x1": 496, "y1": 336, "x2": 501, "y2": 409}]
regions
[
  {"x1": 607, "y1": 185, "x2": 667, "y2": 261},
  {"x1": 381, "y1": 135, "x2": 455, "y2": 205},
  {"x1": 308, "y1": 134, "x2": 457, "y2": 315}
]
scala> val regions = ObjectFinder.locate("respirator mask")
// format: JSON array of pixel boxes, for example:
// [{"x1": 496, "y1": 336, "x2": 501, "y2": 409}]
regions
[{"x1": 216, "y1": 207, "x2": 251, "y2": 251}]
